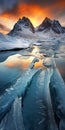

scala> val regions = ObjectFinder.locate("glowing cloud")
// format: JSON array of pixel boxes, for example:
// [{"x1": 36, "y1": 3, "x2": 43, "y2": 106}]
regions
[{"x1": 0, "y1": 0, "x2": 65, "y2": 34}]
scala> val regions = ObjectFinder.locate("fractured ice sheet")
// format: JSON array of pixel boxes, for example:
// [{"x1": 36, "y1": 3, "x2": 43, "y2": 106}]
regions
[{"x1": 0, "y1": 97, "x2": 25, "y2": 130}]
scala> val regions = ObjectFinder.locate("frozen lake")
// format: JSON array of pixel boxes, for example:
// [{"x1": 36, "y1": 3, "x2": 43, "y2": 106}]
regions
[{"x1": 0, "y1": 44, "x2": 65, "y2": 130}]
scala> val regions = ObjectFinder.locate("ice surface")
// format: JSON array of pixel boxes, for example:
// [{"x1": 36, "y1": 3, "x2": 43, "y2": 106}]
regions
[
  {"x1": 22, "y1": 67, "x2": 58, "y2": 130},
  {"x1": 0, "y1": 27, "x2": 65, "y2": 52},
  {"x1": 0, "y1": 62, "x2": 21, "y2": 94},
  {"x1": 0, "y1": 58, "x2": 40, "y2": 122},
  {"x1": 0, "y1": 24, "x2": 65, "y2": 130},
  {"x1": 50, "y1": 69, "x2": 65, "y2": 130},
  {"x1": 0, "y1": 34, "x2": 30, "y2": 51},
  {"x1": 0, "y1": 97, "x2": 25, "y2": 130},
  {"x1": 0, "y1": 50, "x2": 65, "y2": 130}
]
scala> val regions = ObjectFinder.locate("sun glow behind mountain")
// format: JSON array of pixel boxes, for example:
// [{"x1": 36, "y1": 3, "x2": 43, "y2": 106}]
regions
[
  {"x1": 0, "y1": 4, "x2": 50, "y2": 34},
  {"x1": 0, "y1": 0, "x2": 65, "y2": 34}
]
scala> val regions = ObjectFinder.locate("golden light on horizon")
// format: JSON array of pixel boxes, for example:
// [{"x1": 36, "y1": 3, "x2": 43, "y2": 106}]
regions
[
  {"x1": 0, "y1": 1, "x2": 65, "y2": 34},
  {"x1": 0, "y1": 4, "x2": 51, "y2": 34},
  {"x1": 17, "y1": 4, "x2": 50, "y2": 27},
  {"x1": 5, "y1": 46, "x2": 44, "y2": 69}
]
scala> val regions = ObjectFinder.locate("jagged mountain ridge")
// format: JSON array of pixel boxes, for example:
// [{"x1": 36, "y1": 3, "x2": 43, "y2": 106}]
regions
[
  {"x1": 8, "y1": 17, "x2": 35, "y2": 36},
  {"x1": 37, "y1": 17, "x2": 65, "y2": 34},
  {"x1": 8, "y1": 16, "x2": 65, "y2": 36}
]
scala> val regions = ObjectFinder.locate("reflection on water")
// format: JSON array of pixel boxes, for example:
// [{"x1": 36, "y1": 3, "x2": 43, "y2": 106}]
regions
[
  {"x1": 0, "y1": 45, "x2": 46, "y2": 95},
  {"x1": 0, "y1": 46, "x2": 44, "y2": 70},
  {"x1": 5, "y1": 54, "x2": 34, "y2": 69},
  {"x1": 0, "y1": 44, "x2": 65, "y2": 130},
  {"x1": 0, "y1": 45, "x2": 65, "y2": 81},
  {"x1": 4, "y1": 54, "x2": 44, "y2": 70}
]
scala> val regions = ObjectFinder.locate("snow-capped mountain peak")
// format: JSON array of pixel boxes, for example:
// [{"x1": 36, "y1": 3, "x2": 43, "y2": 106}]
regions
[
  {"x1": 18, "y1": 17, "x2": 35, "y2": 32},
  {"x1": 36, "y1": 17, "x2": 52, "y2": 32},
  {"x1": 42, "y1": 17, "x2": 52, "y2": 25},
  {"x1": 8, "y1": 16, "x2": 35, "y2": 37},
  {"x1": 8, "y1": 16, "x2": 65, "y2": 38},
  {"x1": 36, "y1": 17, "x2": 65, "y2": 34}
]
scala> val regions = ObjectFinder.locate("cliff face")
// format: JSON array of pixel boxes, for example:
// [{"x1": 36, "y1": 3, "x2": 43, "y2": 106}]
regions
[
  {"x1": 8, "y1": 17, "x2": 35, "y2": 36},
  {"x1": 36, "y1": 17, "x2": 65, "y2": 34},
  {"x1": 8, "y1": 17, "x2": 65, "y2": 37}
]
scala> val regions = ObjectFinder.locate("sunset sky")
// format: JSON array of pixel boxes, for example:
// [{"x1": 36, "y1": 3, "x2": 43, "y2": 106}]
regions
[{"x1": 0, "y1": 0, "x2": 65, "y2": 34}]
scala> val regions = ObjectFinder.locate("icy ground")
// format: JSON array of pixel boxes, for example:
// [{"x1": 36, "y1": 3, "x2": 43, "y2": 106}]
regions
[
  {"x1": 0, "y1": 31, "x2": 65, "y2": 51},
  {"x1": 0, "y1": 32, "x2": 65, "y2": 130}
]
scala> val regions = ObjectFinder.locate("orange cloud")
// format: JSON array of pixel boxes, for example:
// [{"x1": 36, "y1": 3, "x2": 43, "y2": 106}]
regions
[
  {"x1": 0, "y1": 1, "x2": 65, "y2": 34},
  {"x1": 0, "y1": 3, "x2": 52, "y2": 34}
]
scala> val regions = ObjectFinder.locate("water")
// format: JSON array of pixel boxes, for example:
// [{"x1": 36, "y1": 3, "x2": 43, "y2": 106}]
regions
[
  {"x1": 0, "y1": 45, "x2": 65, "y2": 82},
  {"x1": 0, "y1": 45, "x2": 65, "y2": 130}
]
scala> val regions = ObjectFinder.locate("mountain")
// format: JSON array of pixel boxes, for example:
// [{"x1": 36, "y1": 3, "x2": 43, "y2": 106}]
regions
[
  {"x1": 8, "y1": 17, "x2": 35, "y2": 37},
  {"x1": 0, "y1": 17, "x2": 65, "y2": 51},
  {"x1": 8, "y1": 17, "x2": 65, "y2": 36},
  {"x1": 36, "y1": 17, "x2": 65, "y2": 34}
]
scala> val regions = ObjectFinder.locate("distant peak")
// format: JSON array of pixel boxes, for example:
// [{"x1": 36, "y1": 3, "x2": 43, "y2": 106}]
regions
[
  {"x1": 44, "y1": 17, "x2": 51, "y2": 21},
  {"x1": 8, "y1": 16, "x2": 35, "y2": 36},
  {"x1": 22, "y1": 16, "x2": 29, "y2": 21},
  {"x1": 53, "y1": 19, "x2": 60, "y2": 25},
  {"x1": 43, "y1": 17, "x2": 52, "y2": 23},
  {"x1": 18, "y1": 16, "x2": 31, "y2": 23},
  {"x1": 40, "y1": 17, "x2": 52, "y2": 27},
  {"x1": 8, "y1": 16, "x2": 65, "y2": 36},
  {"x1": 36, "y1": 17, "x2": 65, "y2": 33}
]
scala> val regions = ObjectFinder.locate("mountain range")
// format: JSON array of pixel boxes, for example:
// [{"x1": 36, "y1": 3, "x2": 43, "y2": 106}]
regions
[
  {"x1": 0, "y1": 16, "x2": 65, "y2": 51},
  {"x1": 8, "y1": 16, "x2": 65, "y2": 37}
]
